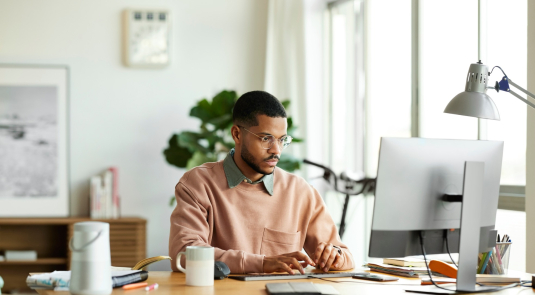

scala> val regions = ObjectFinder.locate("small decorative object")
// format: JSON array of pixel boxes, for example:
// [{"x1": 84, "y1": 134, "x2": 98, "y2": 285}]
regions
[
  {"x1": 122, "y1": 9, "x2": 171, "y2": 68},
  {"x1": 0, "y1": 65, "x2": 69, "y2": 217},
  {"x1": 70, "y1": 222, "x2": 112, "y2": 295}
]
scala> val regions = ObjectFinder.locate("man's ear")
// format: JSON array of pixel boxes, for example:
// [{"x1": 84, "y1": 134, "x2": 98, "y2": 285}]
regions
[{"x1": 230, "y1": 125, "x2": 241, "y2": 144}]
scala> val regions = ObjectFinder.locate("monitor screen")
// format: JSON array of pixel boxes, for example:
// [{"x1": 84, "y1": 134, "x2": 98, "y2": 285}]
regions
[{"x1": 369, "y1": 137, "x2": 503, "y2": 258}]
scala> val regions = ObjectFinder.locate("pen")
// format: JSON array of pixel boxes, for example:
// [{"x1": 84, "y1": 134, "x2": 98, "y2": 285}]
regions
[
  {"x1": 145, "y1": 283, "x2": 159, "y2": 291},
  {"x1": 480, "y1": 249, "x2": 492, "y2": 274},
  {"x1": 122, "y1": 282, "x2": 148, "y2": 290},
  {"x1": 477, "y1": 252, "x2": 487, "y2": 273}
]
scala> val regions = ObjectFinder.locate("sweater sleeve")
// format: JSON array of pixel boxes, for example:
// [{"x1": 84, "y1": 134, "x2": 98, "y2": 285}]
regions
[
  {"x1": 169, "y1": 182, "x2": 264, "y2": 274},
  {"x1": 302, "y1": 188, "x2": 355, "y2": 270}
]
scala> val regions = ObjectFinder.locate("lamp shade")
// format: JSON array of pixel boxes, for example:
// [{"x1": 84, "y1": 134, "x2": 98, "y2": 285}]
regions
[{"x1": 444, "y1": 62, "x2": 500, "y2": 120}]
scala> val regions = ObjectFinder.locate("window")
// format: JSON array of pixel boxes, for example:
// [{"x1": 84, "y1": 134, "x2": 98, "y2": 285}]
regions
[
  {"x1": 419, "y1": 0, "x2": 478, "y2": 140},
  {"x1": 486, "y1": 0, "x2": 527, "y2": 186},
  {"x1": 324, "y1": 0, "x2": 527, "y2": 269},
  {"x1": 365, "y1": 0, "x2": 412, "y2": 177},
  {"x1": 325, "y1": 0, "x2": 369, "y2": 266}
]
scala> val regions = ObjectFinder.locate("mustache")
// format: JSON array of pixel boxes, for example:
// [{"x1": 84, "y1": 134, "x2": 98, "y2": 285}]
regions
[{"x1": 264, "y1": 155, "x2": 280, "y2": 161}]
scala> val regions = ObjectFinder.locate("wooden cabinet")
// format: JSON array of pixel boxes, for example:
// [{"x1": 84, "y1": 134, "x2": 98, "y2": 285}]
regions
[{"x1": 0, "y1": 217, "x2": 146, "y2": 293}]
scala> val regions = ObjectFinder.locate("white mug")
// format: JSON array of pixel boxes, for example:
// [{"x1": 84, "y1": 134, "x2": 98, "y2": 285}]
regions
[{"x1": 176, "y1": 246, "x2": 214, "y2": 286}]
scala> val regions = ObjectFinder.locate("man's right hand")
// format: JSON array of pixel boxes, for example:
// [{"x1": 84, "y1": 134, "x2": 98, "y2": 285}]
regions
[{"x1": 262, "y1": 251, "x2": 316, "y2": 274}]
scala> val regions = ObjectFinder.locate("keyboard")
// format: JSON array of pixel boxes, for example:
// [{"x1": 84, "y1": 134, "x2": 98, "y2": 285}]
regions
[{"x1": 229, "y1": 272, "x2": 367, "y2": 281}]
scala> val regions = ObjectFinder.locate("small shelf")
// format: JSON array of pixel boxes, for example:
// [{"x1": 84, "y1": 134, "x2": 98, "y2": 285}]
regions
[
  {"x1": 0, "y1": 258, "x2": 67, "y2": 265},
  {"x1": 0, "y1": 217, "x2": 145, "y2": 292}
]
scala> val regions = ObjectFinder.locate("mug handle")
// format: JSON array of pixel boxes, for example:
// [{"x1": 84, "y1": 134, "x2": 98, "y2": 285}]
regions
[{"x1": 176, "y1": 252, "x2": 186, "y2": 273}]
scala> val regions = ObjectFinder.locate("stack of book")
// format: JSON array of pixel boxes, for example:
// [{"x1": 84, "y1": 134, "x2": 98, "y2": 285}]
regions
[
  {"x1": 26, "y1": 270, "x2": 148, "y2": 290},
  {"x1": 90, "y1": 167, "x2": 120, "y2": 219},
  {"x1": 365, "y1": 257, "x2": 444, "y2": 278},
  {"x1": 365, "y1": 262, "x2": 442, "y2": 278}
]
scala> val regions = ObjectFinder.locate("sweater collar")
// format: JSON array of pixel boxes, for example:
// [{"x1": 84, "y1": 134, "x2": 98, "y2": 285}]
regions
[{"x1": 223, "y1": 149, "x2": 274, "y2": 196}]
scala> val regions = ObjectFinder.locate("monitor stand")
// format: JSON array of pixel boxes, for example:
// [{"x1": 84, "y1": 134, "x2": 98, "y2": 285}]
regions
[
  {"x1": 406, "y1": 161, "x2": 498, "y2": 294},
  {"x1": 456, "y1": 161, "x2": 484, "y2": 292}
]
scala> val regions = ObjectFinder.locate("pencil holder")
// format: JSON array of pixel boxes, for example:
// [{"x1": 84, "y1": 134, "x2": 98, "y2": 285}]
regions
[{"x1": 477, "y1": 242, "x2": 511, "y2": 275}]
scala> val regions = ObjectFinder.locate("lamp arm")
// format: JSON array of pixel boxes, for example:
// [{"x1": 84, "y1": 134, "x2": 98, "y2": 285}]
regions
[{"x1": 507, "y1": 79, "x2": 535, "y2": 109}]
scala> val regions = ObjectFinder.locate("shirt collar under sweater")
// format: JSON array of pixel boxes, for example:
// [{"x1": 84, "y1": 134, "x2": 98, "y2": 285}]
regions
[{"x1": 223, "y1": 148, "x2": 274, "y2": 196}]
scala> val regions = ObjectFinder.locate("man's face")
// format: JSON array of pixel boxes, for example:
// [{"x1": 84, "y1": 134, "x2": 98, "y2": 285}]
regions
[{"x1": 239, "y1": 114, "x2": 287, "y2": 175}]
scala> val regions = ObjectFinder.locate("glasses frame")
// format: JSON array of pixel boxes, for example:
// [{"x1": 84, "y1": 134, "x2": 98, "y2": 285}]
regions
[{"x1": 237, "y1": 125, "x2": 293, "y2": 150}]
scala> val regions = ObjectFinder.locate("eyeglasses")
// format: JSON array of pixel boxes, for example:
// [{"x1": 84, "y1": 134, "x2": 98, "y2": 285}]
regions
[{"x1": 238, "y1": 125, "x2": 293, "y2": 150}]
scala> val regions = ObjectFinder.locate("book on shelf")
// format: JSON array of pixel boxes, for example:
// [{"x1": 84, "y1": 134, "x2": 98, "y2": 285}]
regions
[
  {"x1": 90, "y1": 167, "x2": 120, "y2": 219},
  {"x1": 5, "y1": 250, "x2": 38, "y2": 261}
]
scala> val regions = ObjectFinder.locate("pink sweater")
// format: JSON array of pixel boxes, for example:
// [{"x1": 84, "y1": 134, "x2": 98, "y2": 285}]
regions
[{"x1": 169, "y1": 160, "x2": 354, "y2": 273}]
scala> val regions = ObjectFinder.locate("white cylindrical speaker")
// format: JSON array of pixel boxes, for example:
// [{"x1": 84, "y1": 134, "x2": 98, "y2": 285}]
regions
[{"x1": 69, "y1": 222, "x2": 112, "y2": 295}]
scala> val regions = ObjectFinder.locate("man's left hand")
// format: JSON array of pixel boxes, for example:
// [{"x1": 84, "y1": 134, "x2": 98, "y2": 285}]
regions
[{"x1": 313, "y1": 242, "x2": 344, "y2": 272}]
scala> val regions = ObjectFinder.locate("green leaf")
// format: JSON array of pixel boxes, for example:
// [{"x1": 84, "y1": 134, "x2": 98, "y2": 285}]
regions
[
  {"x1": 287, "y1": 117, "x2": 293, "y2": 128},
  {"x1": 190, "y1": 99, "x2": 215, "y2": 123},
  {"x1": 163, "y1": 134, "x2": 194, "y2": 168},
  {"x1": 207, "y1": 113, "x2": 233, "y2": 130},
  {"x1": 211, "y1": 90, "x2": 237, "y2": 117},
  {"x1": 281, "y1": 100, "x2": 290, "y2": 109},
  {"x1": 169, "y1": 196, "x2": 176, "y2": 207},
  {"x1": 277, "y1": 154, "x2": 301, "y2": 172},
  {"x1": 202, "y1": 132, "x2": 223, "y2": 150},
  {"x1": 186, "y1": 151, "x2": 217, "y2": 170},
  {"x1": 178, "y1": 131, "x2": 210, "y2": 154}
]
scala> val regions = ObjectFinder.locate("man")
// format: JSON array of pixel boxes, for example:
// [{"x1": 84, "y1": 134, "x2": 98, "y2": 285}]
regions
[{"x1": 169, "y1": 91, "x2": 354, "y2": 274}]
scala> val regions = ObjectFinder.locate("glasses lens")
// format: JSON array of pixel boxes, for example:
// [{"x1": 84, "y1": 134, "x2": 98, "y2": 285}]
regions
[
  {"x1": 282, "y1": 136, "x2": 292, "y2": 149},
  {"x1": 261, "y1": 136, "x2": 275, "y2": 149}
]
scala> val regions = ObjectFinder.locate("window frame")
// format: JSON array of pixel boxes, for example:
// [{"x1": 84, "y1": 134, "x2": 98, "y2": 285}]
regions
[{"x1": 326, "y1": 0, "x2": 526, "y2": 211}]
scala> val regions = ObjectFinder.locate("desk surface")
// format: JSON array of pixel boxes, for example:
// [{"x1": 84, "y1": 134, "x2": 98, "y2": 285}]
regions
[{"x1": 35, "y1": 270, "x2": 533, "y2": 295}]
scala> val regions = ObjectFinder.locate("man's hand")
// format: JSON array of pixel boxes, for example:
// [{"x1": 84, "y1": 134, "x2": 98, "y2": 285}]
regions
[
  {"x1": 314, "y1": 242, "x2": 344, "y2": 272},
  {"x1": 263, "y1": 251, "x2": 316, "y2": 274}
]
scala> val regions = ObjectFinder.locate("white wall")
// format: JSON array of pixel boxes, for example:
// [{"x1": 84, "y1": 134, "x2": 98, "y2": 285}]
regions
[
  {"x1": 526, "y1": 0, "x2": 535, "y2": 273},
  {"x1": 0, "y1": 0, "x2": 268, "y2": 270}
]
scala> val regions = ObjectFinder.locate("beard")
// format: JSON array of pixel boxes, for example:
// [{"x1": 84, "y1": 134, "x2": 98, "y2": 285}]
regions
[{"x1": 241, "y1": 144, "x2": 276, "y2": 175}]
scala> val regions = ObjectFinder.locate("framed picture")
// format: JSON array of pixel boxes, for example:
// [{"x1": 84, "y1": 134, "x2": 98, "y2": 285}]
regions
[{"x1": 0, "y1": 65, "x2": 69, "y2": 217}]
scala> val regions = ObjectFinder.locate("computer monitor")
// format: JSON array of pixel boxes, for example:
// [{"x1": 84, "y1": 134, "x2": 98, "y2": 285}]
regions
[{"x1": 368, "y1": 137, "x2": 504, "y2": 292}]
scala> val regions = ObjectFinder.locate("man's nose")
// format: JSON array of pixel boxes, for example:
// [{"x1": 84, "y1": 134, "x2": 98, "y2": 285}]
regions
[{"x1": 268, "y1": 140, "x2": 282, "y2": 155}]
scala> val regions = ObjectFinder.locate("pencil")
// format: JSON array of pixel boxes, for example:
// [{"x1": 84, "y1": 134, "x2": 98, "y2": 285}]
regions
[
  {"x1": 477, "y1": 252, "x2": 487, "y2": 273},
  {"x1": 480, "y1": 249, "x2": 492, "y2": 274},
  {"x1": 122, "y1": 282, "x2": 148, "y2": 290}
]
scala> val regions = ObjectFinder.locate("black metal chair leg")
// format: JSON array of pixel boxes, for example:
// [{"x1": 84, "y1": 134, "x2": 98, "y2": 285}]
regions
[{"x1": 338, "y1": 194, "x2": 351, "y2": 239}]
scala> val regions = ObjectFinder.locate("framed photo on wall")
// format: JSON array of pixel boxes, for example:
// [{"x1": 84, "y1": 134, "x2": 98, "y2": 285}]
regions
[{"x1": 0, "y1": 65, "x2": 69, "y2": 217}]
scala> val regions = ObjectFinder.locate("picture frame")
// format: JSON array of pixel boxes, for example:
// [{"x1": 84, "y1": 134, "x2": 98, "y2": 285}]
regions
[{"x1": 0, "y1": 65, "x2": 69, "y2": 217}]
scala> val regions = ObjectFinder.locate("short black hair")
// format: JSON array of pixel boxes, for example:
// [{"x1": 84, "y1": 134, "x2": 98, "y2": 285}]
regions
[{"x1": 232, "y1": 91, "x2": 287, "y2": 127}]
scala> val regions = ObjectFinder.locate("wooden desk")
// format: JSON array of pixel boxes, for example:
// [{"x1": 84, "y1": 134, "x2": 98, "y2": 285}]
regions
[{"x1": 34, "y1": 270, "x2": 534, "y2": 295}]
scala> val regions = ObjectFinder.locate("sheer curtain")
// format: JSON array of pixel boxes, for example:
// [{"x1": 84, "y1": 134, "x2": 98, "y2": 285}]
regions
[{"x1": 264, "y1": 0, "x2": 307, "y2": 164}]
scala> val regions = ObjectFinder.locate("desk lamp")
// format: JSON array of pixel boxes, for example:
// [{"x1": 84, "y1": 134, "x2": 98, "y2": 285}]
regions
[
  {"x1": 440, "y1": 61, "x2": 532, "y2": 292},
  {"x1": 444, "y1": 60, "x2": 535, "y2": 119}
]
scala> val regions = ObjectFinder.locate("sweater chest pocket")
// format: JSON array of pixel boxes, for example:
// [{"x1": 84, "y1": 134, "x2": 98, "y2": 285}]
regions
[{"x1": 260, "y1": 228, "x2": 301, "y2": 256}]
